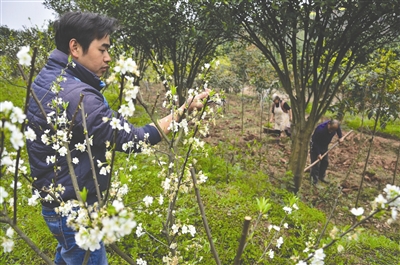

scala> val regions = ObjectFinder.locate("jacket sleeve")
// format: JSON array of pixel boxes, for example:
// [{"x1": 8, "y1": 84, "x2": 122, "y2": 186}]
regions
[{"x1": 74, "y1": 89, "x2": 161, "y2": 153}]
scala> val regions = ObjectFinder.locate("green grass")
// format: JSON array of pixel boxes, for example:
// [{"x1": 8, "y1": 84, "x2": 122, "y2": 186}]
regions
[
  {"x1": 343, "y1": 114, "x2": 400, "y2": 139},
  {"x1": 2, "y1": 80, "x2": 400, "y2": 264}
]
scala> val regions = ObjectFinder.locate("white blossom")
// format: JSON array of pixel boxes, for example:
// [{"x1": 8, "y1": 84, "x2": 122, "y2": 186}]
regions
[
  {"x1": 182, "y1": 225, "x2": 188, "y2": 235},
  {"x1": 58, "y1": 146, "x2": 68, "y2": 156},
  {"x1": 337, "y1": 245, "x2": 344, "y2": 253},
  {"x1": 72, "y1": 157, "x2": 79, "y2": 164},
  {"x1": 198, "y1": 172, "x2": 208, "y2": 184},
  {"x1": 28, "y1": 190, "x2": 41, "y2": 206},
  {"x1": 187, "y1": 225, "x2": 196, "y2": 237},
  {"x1": 25, "y1": 126, "x2": 37, "y2": 141},
  {"x1": 10, "y1": 181, "x2": 22, "y2": 190},
  {"x1": 310, "y1": 248, "x2": 326, "y2": 265},
  {"x1": 46, "y1": 155, "x2": 56, "y2": 165},
  {"x1": 6, "y1": 227, "x2": 14, "y2": 238},
  {"x1": 276, "y1": 236, "x2": 283, "y2": 248},
  {"x1": 350, "y1": 207, "x2": 364, "y2": 216},
  {"x1": 374, "y1": 194, "x2": 387, "y2": 208},
  {"x1": 1, "y1": 237, "x2": 14, "y2": 252},
  {"x1": 0, "y1": 101, "x2": 14, "y2": 113},
  {"x1": 143, "y1": 196, "x2": 154, "y2": 207},
  {"x1": 17, "y1": 46, "x2": 31, "y2": 66},
  {"x1": 136, "y1": 223, "x2": 145, "y2": 238},
  {"x1": 158, "y1": 194, "x2": 164, "y2": 205},
  {"x1": 391, "y1": 208, "x2": 398, "y2": 220},
  {"x1": 171, "y1": 224, "x2": 179, "y2": 235},
  {"x1": 99, "y1": 167, "x2": 108, "y2": 175},
  {"x1": 123, "y1": 123, "x2": 131, "y2": 133},
  {"x1": 283, "y1": 206, "x2": 292, "y2": 214},
  {"x1": 112, "y1": 200, "x2": 125, "y2": 212},
  {"x1": 136, "y1": 258, "x2": 147, "y2": 265},
  {"x1": 268, "y1": 249, "x2": 274, "y2": 259},
  {"x1": 0, "y1": 186, "x2": 9, "y2": 204},
  {"x1": 9, "y1": 126, "x2": 24, "y2": 149},
  {"x1": 110, "y1": 117, "x2": 122, "y2": 130}
]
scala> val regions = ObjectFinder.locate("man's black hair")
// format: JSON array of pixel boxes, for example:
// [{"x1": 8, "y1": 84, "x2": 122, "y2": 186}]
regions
[{"x1": 54, "y1": 12, "x2": 118, "y2": 55}]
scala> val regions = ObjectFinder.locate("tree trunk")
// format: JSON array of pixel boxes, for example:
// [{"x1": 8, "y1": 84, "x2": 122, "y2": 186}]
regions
[{"x1": 289, "y1": 122, "x2": 314, "y2": 193}]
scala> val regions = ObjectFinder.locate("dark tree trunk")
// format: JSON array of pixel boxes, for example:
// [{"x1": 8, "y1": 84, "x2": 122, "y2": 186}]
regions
[{"x1": 289, "y1": 121, "x2": 315, "y2": 193}]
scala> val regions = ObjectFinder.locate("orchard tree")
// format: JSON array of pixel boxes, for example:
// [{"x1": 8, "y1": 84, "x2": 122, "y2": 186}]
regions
[
  {"x1": 44, "y1": 0, "x2": 233, "y2": 103},
  {"x1": 219, "y1": 0, "x2": 400, "y2": 192},
  {"x1": 0, "y1": 25, "x2": 54, "y2": 80}
]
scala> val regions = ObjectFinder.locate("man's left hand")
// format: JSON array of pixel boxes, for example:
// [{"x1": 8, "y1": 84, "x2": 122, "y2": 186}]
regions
[
  {"x1": 339, "y1": 137, "x2": 344, "y2": 144},
  {"x1": 186, "y1": 89, "x2": 211, "y2": 113}
]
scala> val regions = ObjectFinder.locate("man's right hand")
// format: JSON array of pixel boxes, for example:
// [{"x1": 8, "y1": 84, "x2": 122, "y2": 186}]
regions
[{"x1": 318, "y1": 154, "x2": 322, "y2": 160}]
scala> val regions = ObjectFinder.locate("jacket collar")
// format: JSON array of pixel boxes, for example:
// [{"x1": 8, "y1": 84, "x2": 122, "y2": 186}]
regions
[{"x1": 48, "y1": 49, "x2": 105, "y2": 91}]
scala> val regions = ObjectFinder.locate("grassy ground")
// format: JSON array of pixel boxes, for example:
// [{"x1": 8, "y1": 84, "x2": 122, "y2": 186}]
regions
[{"x1": 1, "y1": 81, "x2": 400, "y2": 264}]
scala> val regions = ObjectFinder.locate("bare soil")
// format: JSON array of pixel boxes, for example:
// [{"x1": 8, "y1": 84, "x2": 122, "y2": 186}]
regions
[
  {"x1": 142, "y1": 85, "x2": 400, "y2": 232},
  {"x1": 203, "y1": 92, "x2": 400, "y2": 230}
]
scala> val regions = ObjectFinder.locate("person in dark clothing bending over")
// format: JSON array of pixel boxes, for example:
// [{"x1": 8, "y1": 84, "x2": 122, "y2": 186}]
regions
[{"x1": 310, "y1": 119, "x2": 344, "y2": 185}]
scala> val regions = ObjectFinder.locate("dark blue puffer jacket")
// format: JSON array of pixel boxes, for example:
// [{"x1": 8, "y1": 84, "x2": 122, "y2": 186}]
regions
[{"x1": 27, "y1": 49, "x2": 161, "y2": 207}]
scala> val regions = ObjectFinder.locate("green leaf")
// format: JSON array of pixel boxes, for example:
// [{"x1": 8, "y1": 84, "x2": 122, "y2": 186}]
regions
[{"x1": 80, "y1": 187, "x2": 88, "y2": 203}]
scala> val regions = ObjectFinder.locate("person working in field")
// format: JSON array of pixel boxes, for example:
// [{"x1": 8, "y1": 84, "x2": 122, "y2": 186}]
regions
[
  {"x1": 269, "y1": 94, "x2": 292, "y2": 142},
  {"x1": 309, "y1": 119, "x2": 344, "y2": 185}
]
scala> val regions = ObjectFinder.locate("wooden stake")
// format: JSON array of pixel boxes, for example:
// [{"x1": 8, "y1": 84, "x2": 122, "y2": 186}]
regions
[{"x1": 233, "y1": 216, "x2": 252, "y2": 265}]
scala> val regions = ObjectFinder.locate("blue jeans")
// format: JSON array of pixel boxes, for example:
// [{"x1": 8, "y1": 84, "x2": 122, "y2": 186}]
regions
[{"x1": 42, "y1": 206, "x2": 108, "y2": 265}]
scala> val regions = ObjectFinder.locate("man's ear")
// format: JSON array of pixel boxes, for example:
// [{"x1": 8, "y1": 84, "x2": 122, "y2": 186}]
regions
[{"x1": 69, "y1": 39, "x2": 80, "y2": 58}]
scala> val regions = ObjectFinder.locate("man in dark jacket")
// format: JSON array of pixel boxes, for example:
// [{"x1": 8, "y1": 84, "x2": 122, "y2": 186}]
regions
[
  {"x1": 26, "y1": 11, "x2": 208, "y2": 265},
  {"x1": 309, "y1": 119, "x2": 344, "y2": 185}
]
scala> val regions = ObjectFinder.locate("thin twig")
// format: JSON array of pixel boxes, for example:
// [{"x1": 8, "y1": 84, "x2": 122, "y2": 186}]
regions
[
  {"x1": 67, "y1": 94, "x2": 84, "y2": 136},
  {"x1": 145, "y1": 231, "x2": 169, "y2": 248},
  {"x1": 109, "y1": 243, "x2": 136, "y2": 265},
  {"x1": 80, "y1": 100, "x2": 102, "y2": 206},
  {"x1": 13, "y1": 48, "x2": 38, "y2": 224},
  {"x1": 304, "y1": 194, "x2": 400, "y2": 262},
  {"x1": 64, "y1": 142, "x2": 83, "y2": 203},
  {"x1": 189, "y1": 167, "x2": 221, "y2": 265},
  {"x1": 104, "y1": 76, "x2": 125, "y2": 203},
  {"x1": 82, "y1": 250, "x2": 91, "y2": 265},
  {"x1": 315, "y1": 187, "x2": 342, "y2": 247},
  {"x1": 136, "y1": 91, "x2": 170, "y2": 145},
  {"x1": 165, "y1": 101, "x2": 209, "y2": 228},
  {"x1": 1, "y1": 213, "x2": 55, "y2": 265}
]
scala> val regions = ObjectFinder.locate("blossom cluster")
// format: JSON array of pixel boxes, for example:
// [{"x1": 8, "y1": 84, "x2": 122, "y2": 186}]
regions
[
  {"x1": 1, "y1": 227, "x2": 15, "y2": 253},
  {"x1": 55, "y1": 196, "x2": 136, "y2": 250},
  {"x1": 263, "y1": 201, "x2": 299, "y2": 261},
  {"x1": 106, "y1": 55, "x2": 140, "y2": 119}
]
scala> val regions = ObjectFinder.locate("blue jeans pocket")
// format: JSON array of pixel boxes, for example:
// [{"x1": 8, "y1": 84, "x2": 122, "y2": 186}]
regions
[{"x1": 42, "y1": 208, "x2": 70, "y2": 249}]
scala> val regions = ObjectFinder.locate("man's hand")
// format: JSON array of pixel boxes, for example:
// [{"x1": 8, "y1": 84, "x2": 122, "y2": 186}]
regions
[
  {"x1": 317, "y1": 154, "x2": 322, "y2": 160},
  {"x1": 339, "y1": 137, "x2": 344, "y2": 144},
  {"x1": 186, "y1": 89, "x2": 210, "y2": 113}
]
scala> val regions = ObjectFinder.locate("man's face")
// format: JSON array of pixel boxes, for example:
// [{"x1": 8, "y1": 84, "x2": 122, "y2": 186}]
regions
[{"x1": 73, "y1": 35, "x2": 111, "y2": 77}]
